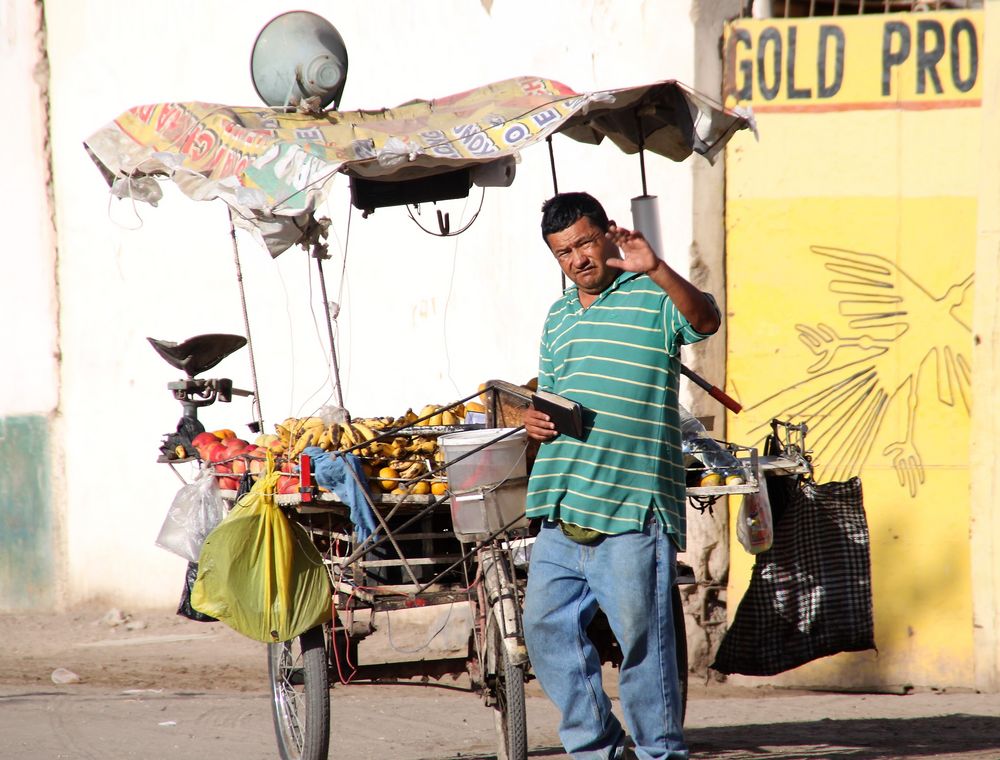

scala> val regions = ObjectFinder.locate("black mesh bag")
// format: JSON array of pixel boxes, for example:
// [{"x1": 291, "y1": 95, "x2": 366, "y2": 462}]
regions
[{"x1": 712, "y1": 476, "x2": 875, "y2": 676}]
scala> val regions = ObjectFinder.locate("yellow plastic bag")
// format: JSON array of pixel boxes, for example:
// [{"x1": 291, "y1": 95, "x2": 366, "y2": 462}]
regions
[{"x1": 191, "y1": 464, "x2": 331, "y2": 643}]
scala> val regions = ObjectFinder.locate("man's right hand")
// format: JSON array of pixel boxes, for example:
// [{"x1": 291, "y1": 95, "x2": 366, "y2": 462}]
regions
[{"x1": 522, "y1": 406, "x2": 558, "y2": 442}]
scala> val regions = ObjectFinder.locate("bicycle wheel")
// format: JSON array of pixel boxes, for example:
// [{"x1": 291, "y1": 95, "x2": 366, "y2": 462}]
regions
[
  {"x1": 268, "y1": 625, "x2": 331, "y2": 760},
  {"x1": 672, "y1": 585, "x2": 688, "y2": 725},
  {"x1": 486, "y1": 613, "x2": 528, "y2": 760}
]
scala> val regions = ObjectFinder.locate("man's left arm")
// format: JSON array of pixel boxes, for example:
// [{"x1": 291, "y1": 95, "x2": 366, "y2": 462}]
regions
[{"x1": 605, "y1": 224, "x2": 720, "y2": 335}]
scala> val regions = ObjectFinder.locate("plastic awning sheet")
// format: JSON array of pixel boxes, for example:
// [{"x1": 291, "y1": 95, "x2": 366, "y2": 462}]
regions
[{"x1": 84, "y1": 76, "x2": 749, "y2": 255}]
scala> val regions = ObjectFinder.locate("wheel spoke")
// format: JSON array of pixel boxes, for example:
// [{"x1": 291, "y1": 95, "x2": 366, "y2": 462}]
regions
[{"x1": 268, "y1": 626, "x2": 330, "y2": 760}]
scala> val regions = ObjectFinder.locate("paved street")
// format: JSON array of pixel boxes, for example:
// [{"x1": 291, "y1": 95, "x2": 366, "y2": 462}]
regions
[
  {"x1": 3, "y1": 682, "x2": 1000, "y2": 759},
  {"x1": 3, "y1": 607, "x2": 999, "y2": 759}
]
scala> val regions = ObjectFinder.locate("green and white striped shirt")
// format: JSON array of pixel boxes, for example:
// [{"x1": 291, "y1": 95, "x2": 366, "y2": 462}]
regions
[{"x1": 525, "y1": 271, "x2": 718, "y2": 550}]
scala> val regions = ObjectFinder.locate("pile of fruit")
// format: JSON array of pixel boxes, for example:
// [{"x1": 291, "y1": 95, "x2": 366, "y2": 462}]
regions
[
  {"x1": 188, "y1": 430, "x2": 264, "y2": 491},
  {"x1": 188, "y1": 401, "x2": 486, "y2": 497}
]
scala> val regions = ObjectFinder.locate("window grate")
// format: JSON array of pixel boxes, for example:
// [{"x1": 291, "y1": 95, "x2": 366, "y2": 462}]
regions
[{"x1": 742, "y1": 0, "x2": 982, "y2": 17}]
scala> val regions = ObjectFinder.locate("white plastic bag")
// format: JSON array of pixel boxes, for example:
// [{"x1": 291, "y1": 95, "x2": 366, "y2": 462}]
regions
[
  {"x1": 736, "y1": 470, "x2": 774, "y2": 555},
  {"x1": 156, "y1": 469, "x2": 227, "y2": 562}
]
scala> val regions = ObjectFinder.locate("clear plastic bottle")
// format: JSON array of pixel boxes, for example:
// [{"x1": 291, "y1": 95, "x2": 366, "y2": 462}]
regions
[{"x1": 679, "y1": 404, "x2": 745, "y2": 485}]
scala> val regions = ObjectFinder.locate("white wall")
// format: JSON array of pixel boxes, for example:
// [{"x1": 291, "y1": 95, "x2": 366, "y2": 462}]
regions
[
  {"x1": 0, "y1": 0, "x2": 58, "y2": 415},
  {"x1": 44, "y1": 0, "x2": 696, "y2": 605}
]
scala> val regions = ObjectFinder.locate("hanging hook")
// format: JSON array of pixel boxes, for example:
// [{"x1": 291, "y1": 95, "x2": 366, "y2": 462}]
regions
[{"x1": 436, "y1": 209, "x2": 451, "y2": 235}]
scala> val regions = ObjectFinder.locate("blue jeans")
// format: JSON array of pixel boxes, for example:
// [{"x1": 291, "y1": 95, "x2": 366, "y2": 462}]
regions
[{"x1": 523, "y1": 518, "x2": 687, "y2": 760}]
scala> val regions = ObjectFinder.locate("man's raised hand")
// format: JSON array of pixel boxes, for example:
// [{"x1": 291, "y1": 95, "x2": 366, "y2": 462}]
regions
[{"x1": 605, "y1": 223, "x2": 660, "y2": 275}]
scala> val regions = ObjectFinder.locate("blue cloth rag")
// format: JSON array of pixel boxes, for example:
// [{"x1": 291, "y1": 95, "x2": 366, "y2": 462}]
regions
[{"x1": 302, "y1": 447, "x2": 378, "y2": 542}]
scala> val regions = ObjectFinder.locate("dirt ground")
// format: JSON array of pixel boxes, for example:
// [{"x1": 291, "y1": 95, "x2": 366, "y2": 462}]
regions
[{"x1": 3, "y1": 604, "x2": 1000, "y2": 760}]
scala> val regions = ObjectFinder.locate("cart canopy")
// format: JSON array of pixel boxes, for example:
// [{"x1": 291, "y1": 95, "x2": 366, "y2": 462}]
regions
[{"x1": 84, "y1": 76, "x2": 749, "y2": 255}]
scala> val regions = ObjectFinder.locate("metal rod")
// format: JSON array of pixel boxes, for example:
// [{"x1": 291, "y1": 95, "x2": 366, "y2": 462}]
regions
[
  {"x1": 341, "y1": 460, "x2": 423, "y2": 586},
  {"x1": 313, "y1": 247, "x2": 345, "y2": 409},
  {"x1": 546, "y1": 135, "x2": 566, "y2": 292},
  {"x1": 546, "y1": 135, "x2": 559, "y2": 195},
  {"x1": 411, "y1": 509, "x2": 527, "y2": 597},
  {"x1": 227, "y1": 208, "x2": 264, "y2": 430},
  {"x1": 635, "y1": 112, "x2": 648, "y2": 197}
]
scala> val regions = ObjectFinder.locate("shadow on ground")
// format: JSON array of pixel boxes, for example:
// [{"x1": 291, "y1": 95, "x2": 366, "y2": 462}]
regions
[
  {"x1": 686, "y1": 714, "x2": 1000, "y2": 759},
  {"x1": 448, "y1": 715, "x2": 1000, "y2": 760}
]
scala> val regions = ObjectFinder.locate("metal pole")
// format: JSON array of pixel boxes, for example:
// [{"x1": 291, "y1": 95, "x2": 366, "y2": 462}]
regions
[
  {"x1": 636, "y1": 112, "x2": 648, "y2": 197},
  {"x1": 546, "y1": 136, "x2": 566, "y2": 291},
  {"x1": 227, "y1": 208, "x2": 264, "y2": 430},
  {"x1": 313, "y1": 246, "x2": 346, "y2": 409}
]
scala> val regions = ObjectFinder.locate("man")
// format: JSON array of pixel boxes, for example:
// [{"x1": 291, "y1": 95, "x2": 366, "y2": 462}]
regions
[{"x1": 522, "y1": 192, "x2": 720, "y2": 760}]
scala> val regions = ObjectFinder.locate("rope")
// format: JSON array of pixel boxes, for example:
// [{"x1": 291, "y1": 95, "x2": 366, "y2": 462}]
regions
[{"x1": 227, "y1": 207, "x2": 264, "y2": 430}]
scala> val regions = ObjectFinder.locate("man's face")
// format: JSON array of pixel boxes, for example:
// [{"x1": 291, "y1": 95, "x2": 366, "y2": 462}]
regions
[{"x1": 545, "y1": 216, "x2": 620, "y2": 296}]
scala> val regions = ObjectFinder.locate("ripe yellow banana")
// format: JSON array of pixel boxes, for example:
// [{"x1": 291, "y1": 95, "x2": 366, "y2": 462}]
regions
[
  {"x1": 399, "y1": 461, "x2": 425, "y2": 480},
  {"x1": 339, "y1": 425, "x2": 359, "y2": 449},
  {"x1": 289, "y1": 426, "x2": 319, "y2": 458},
  {"x1": 275, "y1": 424, "x2": 293, "y2": 445},
  {"x1": 416, "y1": 405, "x2": 438, "y2": 425},
  {"x1": 352, "y1": 422, "x2": 377, "y2": 442},
  {"x1": 317, "y1": 424, "x2": 336, "y2": 451}
]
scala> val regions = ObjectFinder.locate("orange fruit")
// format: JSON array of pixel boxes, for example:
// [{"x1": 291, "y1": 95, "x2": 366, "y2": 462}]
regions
[
  {"x1": 431, "y1": 481, "x2": 448, "y2": 496},
  {"x1": 379, "y1": 467, "x2": 399, "y2": 491}
]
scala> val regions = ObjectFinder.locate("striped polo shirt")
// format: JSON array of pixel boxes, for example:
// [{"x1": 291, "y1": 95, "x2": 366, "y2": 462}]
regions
[{"x1": 525, "y1": 271, "x2": 718, "y2": 550}]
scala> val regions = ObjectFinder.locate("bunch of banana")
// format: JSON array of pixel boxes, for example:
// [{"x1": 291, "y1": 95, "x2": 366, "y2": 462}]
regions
[
  {"x1": 336, "y1": 419, "x2": 387, "y2": 458},
  {"x1": 275, "y1": 416, "x2": 323, "y2": 458},
  {"x1": 390, "y1": 459, "x2": 430, "y2": 482},
  {"x1": 413, "y1": 403, "x2": 465, "y2": 427},
  {"x1": 393, "y1": 408, "x2": 419, "y2": 428},
  {"x1": 352, "y1": 415, "x2": 395, "y2": 432}
]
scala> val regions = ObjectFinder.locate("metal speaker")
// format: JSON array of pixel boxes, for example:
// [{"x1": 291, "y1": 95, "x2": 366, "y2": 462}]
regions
[{"x1": 250, "y1": 11, "x2": 348, "y2": 110}]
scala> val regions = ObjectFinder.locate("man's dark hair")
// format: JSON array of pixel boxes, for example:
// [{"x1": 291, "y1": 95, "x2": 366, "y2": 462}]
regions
[{"x1": 540, "y1": 192, "x2": 610, "y2": 242}]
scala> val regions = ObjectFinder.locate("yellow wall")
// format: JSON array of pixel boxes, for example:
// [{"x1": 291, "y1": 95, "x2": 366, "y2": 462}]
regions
[
  {"x1": 723, "y1": 9, "x2": 982, "y2": 689},
  {"x1": 971, "y1": 0, "x2": 1000, "y2": 692}
]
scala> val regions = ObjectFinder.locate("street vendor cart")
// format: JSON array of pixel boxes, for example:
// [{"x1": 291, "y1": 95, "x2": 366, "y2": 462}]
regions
[{"x1": 84, "y1": 15, "x2": 753, "y2": 759}]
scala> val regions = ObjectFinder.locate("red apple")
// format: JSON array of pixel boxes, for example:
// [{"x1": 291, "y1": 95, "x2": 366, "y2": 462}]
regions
[
  {"x1": 191, "y1": 432, "x2": 218, "y2": 451},
  {"x1": 205, "y1": 442, "x2": 228, "y2": 463},
  {"x1": 276, "y1": 475, "x2": 298, "y2": 494},
  {"x1": 218, "y1": 476, "x2": 239, "y2": 491},
  {"x1": 224, "y1": 438, "x2": 249, "y2": 453}
]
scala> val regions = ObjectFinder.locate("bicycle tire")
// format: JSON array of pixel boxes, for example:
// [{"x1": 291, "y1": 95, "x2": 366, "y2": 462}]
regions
[
  {"x1": 268, "y1": 625, "x2": 331, "y2": 760},
  {"x1": 487, "y1": 613, "x2": 528, "y2": 760}
]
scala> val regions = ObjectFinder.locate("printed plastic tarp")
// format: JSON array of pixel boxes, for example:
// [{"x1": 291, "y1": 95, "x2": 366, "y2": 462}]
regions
[{"x1": 84, "y1": 76, "x2": 749, "y2": 255}]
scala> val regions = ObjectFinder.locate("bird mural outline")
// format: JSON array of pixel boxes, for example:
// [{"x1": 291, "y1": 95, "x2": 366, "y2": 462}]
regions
[{"x1": 744, "y1": 245, "x2": 974, "y2": 497}]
